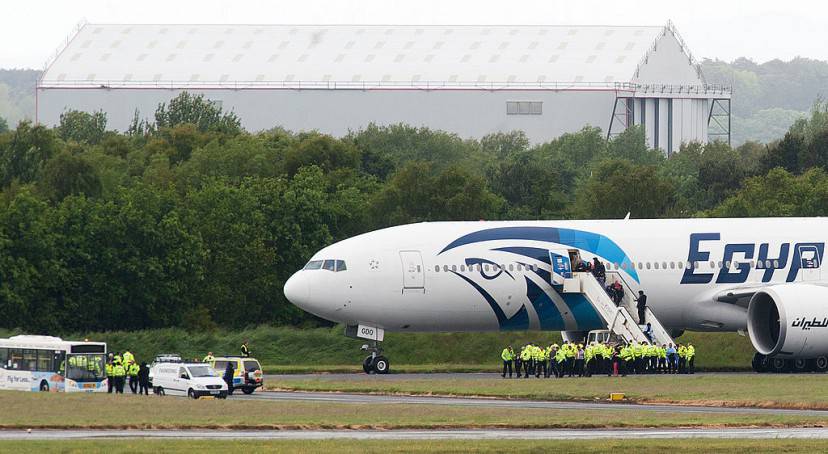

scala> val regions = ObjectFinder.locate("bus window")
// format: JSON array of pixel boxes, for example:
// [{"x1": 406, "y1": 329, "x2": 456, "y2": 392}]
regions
[
  {"x1": 0, "y1": 348, "x2": 6, "y2": 368},
  {"x1": 37, "y1": 350, "x2": 53, "y2": 372},
  {"x1": 23, "y1": 349, "x2": 37, "y2": 371}
]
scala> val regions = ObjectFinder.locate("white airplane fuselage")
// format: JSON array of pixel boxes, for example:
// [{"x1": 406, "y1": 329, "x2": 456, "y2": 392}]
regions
[{"x1": 284, "y1": 218, "x2": 826, "y2": 338}]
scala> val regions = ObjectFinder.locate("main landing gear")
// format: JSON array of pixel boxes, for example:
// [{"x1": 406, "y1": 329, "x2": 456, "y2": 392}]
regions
[
  {"x1": 752, "y1": 352, "x2": 828, "y2": 373},
  {"x1": 361, "y1": 341, "x2": 390, "y2": 375}
]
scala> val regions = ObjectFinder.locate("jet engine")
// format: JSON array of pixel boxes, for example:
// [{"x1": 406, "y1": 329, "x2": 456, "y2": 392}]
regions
[{"x1": 747, "y1": 284, "x2": 828, "y2": 358}]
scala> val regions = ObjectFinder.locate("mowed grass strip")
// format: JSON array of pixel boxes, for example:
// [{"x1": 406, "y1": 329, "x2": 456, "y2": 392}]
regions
[
  {"x1": 5, "y1": 439, "x2": 828, "y2": 454},
  {"x1": 269, "y1": 374, "x2": 828, "y2": 409},
  {"x1": 0, "y1": 391, "x2": 825, "y2": 429}
]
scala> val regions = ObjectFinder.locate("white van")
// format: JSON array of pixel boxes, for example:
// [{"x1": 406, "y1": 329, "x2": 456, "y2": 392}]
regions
[{"x1": 150, "y1": 363, "x2": 228, "y2": 399}]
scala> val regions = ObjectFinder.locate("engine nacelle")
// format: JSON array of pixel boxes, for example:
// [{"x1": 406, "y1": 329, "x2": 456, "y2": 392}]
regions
[{"x1": 747, "y1": 284, "x2": 828, "y2": 358}]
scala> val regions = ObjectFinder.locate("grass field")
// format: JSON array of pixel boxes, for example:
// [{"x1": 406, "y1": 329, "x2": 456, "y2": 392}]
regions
[
  {"x1": 270, "y1": 374, "x2": 828, "y2": 409},
  {"x1": 0, "y1": 391, "x2": 825, "y2": 430},
  {"x1": 0, "y1": 326, "x2": 757, "y2": 373},
  {"x1": 4, "y1": 439, "x2": 828, "y2": 453}
]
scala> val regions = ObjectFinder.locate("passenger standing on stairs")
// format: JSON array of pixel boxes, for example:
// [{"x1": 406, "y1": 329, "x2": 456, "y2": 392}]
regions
[
  {"x1": 591, "y1": 258, "x2": 606, "y2": 286},
  {"x1": 636, "y1": 290, "x2": 648, "y2": 323}
]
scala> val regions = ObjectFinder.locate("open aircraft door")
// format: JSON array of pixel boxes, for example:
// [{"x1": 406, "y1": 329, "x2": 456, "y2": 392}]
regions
[
  {"x1": 399, "y1": 250, "x2": 425, "y2": 293},
  {"x1": 548, "y1": 249, "x2": 573, "y2": 285}
]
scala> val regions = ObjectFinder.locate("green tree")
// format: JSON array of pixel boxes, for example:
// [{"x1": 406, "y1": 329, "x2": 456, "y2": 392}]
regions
[
  {"x1": 709, "y1": 167, "x2": 828, "y2": 217},
  {"x1": 577, "y1": 159, "x2": 676, "y2": 219},
  {"x1": 0, "y1": 121, "x2": 59, "y2": 187},
  {"x1": 0, "y1": 116, "x2": 8, "y2": 134},
  {"x1": 38, "y1": 151, "x2": 102, "y2": 201},
  {"x1": 57, "y1": 110, "x2": 107, "y2": 144},
  {"x1": 154, "y1": 92, "x2": 241, "y2": 135}
]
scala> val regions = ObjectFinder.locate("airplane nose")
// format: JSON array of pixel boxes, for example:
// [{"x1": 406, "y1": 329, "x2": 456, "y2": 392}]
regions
[{"x1": 283, "y1": 272, "x2": 310, "y2": 308}]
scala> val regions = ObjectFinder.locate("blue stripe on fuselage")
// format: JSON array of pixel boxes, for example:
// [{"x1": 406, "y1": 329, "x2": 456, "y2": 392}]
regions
[
  {"x1": 450, "y1": 271, "x2": 529, "y2": 331},
  {"x1": 440, "y1": 226, "x2": 639, "y2": 283},
  {"x1": 524, "y1": 277, "x2": 565, "y2": 330}
]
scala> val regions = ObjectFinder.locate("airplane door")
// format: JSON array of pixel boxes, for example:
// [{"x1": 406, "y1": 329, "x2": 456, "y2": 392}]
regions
[
  {"x1": 797, "y1": 245, "x2": 821, "y2": 281},
  {"x1": 399, "y1": 250, "x2": 425, "y2": 292},
  {"x1": 548, "y1": 249, "x2": 573, "y2": 285}
]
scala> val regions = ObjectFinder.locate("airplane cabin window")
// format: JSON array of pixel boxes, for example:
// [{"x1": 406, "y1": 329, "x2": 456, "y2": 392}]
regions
[
  {"x1": 483, "y1": 264, "x2": 490, "y2": 271},
  {"x1": 646, "y1": 262, "x2": 651, "y2": 270},
  {"x1": 717, "y1": 261, "x2": 723, "y2": 268},
  {"x1": 304, "y1": 260, "x2": 323, "y2": 270},
  {"x1": 637, "y1": 262, "x2": 643, "y2": 270},
  {"x1": 662, "y1": 262, "x2": 667, "y2": 270},
  {"x1": 724, "y1": 261, "x2": 731, "y2": 268},
  {"x1": 443, "y1": 265, "x2": 449, "y2": 272},
  {"x1": 773, "y1": 260, "x2": 779, "y2": 268},
  {"x1": 709, "y1": 261, "x2": 715, "y2": 268},
  {"x1": 460, "y1": 264, "x2": 466, "y2": 272},
  {"x1": 322, "y1": 260, "x2": 336, "y2": 271},
  {"x1": 654, "y1": 262, "x2": 659, "y2": 270},
  {"x1": 451, "y1": 265, "x2": 457, "y2": 272},
  {"x1": 509, "y1": 264, "x2": 514, "y2": 271},
  {"x1": 434, "y1": 265, "x2": 440, "y2": 272},
  {"x1": 335, "y1": 260, "x2": 347, "y2": 271}
]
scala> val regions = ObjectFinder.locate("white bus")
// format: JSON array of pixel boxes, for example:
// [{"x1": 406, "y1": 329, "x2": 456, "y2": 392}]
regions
[{"x1": 0, "y1": 335, "x2": 108, "y2": 392}]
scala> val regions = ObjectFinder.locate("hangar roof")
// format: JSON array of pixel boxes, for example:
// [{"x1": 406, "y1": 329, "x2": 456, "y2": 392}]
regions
[{"x1": 39, "y1": 23, "x2": 711, "y2": 90}]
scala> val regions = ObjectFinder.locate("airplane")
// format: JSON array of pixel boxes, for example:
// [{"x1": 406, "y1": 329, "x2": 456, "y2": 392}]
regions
[{"x1": 283, "y1": 218, "x2": 828, "y2": 374}]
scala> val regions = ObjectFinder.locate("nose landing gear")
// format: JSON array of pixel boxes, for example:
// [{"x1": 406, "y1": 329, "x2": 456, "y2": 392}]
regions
[{"x1": 361, "y1": 341, "x2": 390, "y2": 374}]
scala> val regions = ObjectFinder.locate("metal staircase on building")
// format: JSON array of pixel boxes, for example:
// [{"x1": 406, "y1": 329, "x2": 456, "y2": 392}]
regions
[{"x1": 548, "y1": 249, "x2": 674, "y2": 346}]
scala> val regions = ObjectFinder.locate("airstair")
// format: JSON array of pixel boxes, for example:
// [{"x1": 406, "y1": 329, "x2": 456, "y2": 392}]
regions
[{"x1": 549, "y1": 250, "x2": 674, "y2": 346}]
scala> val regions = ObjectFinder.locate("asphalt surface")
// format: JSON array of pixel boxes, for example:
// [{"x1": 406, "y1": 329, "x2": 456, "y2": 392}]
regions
[
  {"x1": 265, "y1": 372, "x2": 765, "y2": 381},
  {"x1": 3, "y1": 428, "x2": 828, "y2": 440},
  {"x1": 235, "y1": 390, "x2": 828, "y2": 416}
]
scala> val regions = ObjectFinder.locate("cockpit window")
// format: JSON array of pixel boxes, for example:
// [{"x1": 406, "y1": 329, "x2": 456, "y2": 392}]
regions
[
  {"x1": 335, "y1": 260, "x2": 347, "y2": 271},
  {"x1": 322, "y1": 260, "x2": 336, "y2": 271},
  {"x1": 304, "y1": 260, "x2": 323, "y2": 270}
]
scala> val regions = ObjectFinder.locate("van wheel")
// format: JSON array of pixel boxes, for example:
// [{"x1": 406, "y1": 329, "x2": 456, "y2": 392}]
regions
[
  {"x1": 242, "y1": 387, "x2": 254, "y2": 395},
  {"x1": 188, "y1": 389, "x2": 198, "y2": 399},
  {"x1": 39, "y1": 381, "x2": 49, "y2": 392},
  {"x1": 156, "y1": 387, "x2": 165, "y2": 396}
]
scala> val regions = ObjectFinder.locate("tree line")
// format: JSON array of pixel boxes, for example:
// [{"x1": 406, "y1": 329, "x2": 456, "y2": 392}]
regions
[{"x1": 1, "y1": 93, "x2": 828, "y2": 333}]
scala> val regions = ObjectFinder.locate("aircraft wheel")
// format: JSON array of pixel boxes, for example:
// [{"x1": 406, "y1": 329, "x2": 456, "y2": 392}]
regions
[
  {"x1": 372, "y1": 356, "x2": 390, "y2": 374},
  {"x1": 769, "y1": 357, "x2": 787, "y2": 373},
  {"x1": 813, "y1": 356, "x2": 828, "y2": 373},
  {"x1": 751, "y1": 353, "x2": 766, "y2": 373},
  {"x1": 363, "y1": 356, "x2": 374, "y2": 374},
  {"x1": 792, "y1": 358, "x2": 809, "y2": 373}
]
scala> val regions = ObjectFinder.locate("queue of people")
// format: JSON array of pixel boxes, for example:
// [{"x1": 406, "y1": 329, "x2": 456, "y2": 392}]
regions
[{"x1": 500, "y1": 341, "x2": 696, "y2": 378}]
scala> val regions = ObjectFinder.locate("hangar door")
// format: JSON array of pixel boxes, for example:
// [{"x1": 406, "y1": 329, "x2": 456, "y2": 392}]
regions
[{"x1": 399, "y1": 250, "x2": 425, "y2": 292}]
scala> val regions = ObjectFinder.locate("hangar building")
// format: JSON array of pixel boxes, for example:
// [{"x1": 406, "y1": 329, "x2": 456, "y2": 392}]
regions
[{"x1": 37, "y1": 21, "x2": 731, "y2": 153}]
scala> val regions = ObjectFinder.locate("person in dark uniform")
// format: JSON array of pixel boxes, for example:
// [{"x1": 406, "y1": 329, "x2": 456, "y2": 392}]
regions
[
  {"x1": 240, "y1": 341, "x2": 250, "y2": 357},
  {"x1": 636, "y1": 290, "x2": 648, "y2": 324},
  {"x1": 223, "y1": 362, "x2": 235, "y2": 395},
  {"x1": 138, "y1": 362, "x2": 150, "y2": 395}
]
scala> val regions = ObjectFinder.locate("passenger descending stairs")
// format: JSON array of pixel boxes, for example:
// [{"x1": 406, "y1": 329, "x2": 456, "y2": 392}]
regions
[{"x1": 561, "y1": 271, "x2": 675, "y2": 346}]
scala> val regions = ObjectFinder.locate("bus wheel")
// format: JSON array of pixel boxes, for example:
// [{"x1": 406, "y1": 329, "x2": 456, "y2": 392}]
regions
[{"x1": 39, "y1": 381, "x2": 49, "y2": 392}]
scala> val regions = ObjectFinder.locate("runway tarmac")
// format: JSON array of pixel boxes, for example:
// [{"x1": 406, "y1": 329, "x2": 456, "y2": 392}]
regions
[
  {"x1": 3, "y1": 427, "x2": 828, "y2": 440},
  {"x1": 236, "y1": 390, "x2": 828, "y2": 416}
]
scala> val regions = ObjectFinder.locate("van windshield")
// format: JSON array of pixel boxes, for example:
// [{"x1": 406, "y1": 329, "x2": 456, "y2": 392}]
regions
[
  {"x1": 187, "y1": 366, "x2": 216, "y2": 378},
  {"x1": 243, "y1": 360, "x2": 261, "y2": 372}
]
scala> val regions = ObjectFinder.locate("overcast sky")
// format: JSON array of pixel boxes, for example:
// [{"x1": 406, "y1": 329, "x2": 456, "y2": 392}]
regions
[{"x1": 2, "y1": 0, "x2": 824, "y2": 69}]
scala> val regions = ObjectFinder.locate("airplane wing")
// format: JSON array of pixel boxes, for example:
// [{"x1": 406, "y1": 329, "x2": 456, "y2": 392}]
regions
[{"x1": 714, "y1": 282, "x2": 828, "y2": 307}]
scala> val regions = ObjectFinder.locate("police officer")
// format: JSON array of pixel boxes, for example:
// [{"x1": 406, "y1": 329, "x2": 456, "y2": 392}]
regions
[
  {"x1": 203, "y1": 351, "x2": 216, "y2": 363},
  {"x1": 241, "y1": 341, "x2": 251, "y2": 357},
  {"x1": 112, "y1": 360, "x2": 126, "y2": 394},
  {"x1": 687, "y1": 344, "x2": 696, "y2": 374},
  {"x1": 549, "y1": 344, "x2": 560, "y2": 378},
  {"x1": 122, "y1": 351, "x2": 135, "y2": 369},
  {"x1": 534, "y1": 344, "x2": 546, "y2": 378},
  {"x1": 501, "y1": 346, "x2": 514, "y2": 378},
  {"x1": 128, "y1": 361, "x2": 140, "y2": 393},
  {"x1": 677, "y1": 344, "x2": 687, "y2": 373},
  {"x1": 105, "y1": 358, "x2": 115, "y2": 394},
  {"x1": 520, "y1": 344, "x2": 532, "y2": 378}
]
